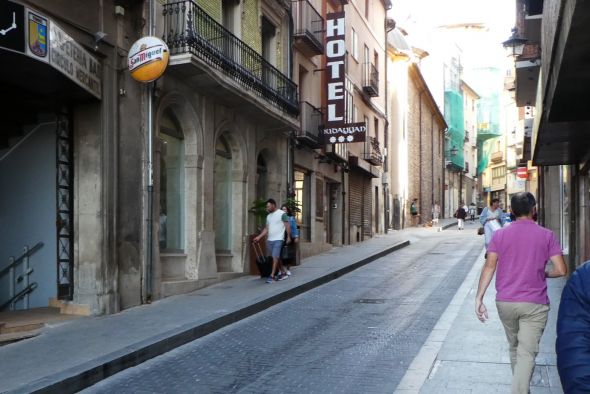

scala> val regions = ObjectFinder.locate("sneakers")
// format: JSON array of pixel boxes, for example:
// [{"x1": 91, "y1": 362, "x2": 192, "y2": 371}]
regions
[
  {"x1": 277, "y1": 272, "x2": 288, "y2": 281},
  {"x1": 286, "y1": 270, "x2": 291, "y2": 276},
  {"x1": 266, "y1": 276, "x2": 274, "y2": 283}
]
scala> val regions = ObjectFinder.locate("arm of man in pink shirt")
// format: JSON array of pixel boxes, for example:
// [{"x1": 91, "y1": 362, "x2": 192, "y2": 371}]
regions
[
  {"x1": 475, "y1": 251, "x2": 498, "y2": 322},
  {"x1": 546, "y1": 254, "x2": 567, "y2": 278}
]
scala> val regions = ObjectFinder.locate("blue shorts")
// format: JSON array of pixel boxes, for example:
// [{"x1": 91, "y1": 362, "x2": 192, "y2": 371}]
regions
[{"x1": 266, "y1": 240, "x2": 284, "y2": 258}]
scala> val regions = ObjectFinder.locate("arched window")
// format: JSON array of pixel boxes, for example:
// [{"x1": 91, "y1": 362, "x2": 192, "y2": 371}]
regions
[
  {"x1": 214, "y1": 135, "x2": 232, "y2": 252},
  {"x1": 159, "y1": 109, "x2": 185, "y2": 252}
]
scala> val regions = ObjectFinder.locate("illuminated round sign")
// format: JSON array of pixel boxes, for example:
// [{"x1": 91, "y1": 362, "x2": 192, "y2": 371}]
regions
[{"x1": 128, "y1": 36, "x2": 169, "y2": 83}]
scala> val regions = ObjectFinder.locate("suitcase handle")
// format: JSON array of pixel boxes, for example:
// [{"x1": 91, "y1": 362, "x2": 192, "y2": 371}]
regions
[{"x1": 252, "y1": 241, "x2": 265, "y2": 258}]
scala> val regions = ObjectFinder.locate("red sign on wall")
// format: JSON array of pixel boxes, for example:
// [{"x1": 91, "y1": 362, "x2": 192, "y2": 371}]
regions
[{"x1": 516, "y1": 167, "x2": 528, "y2": 179}]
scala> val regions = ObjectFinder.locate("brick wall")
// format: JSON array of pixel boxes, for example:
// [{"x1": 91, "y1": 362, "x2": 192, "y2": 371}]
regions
[
  {"x1": 197, "y1": 0, "x2": 221, "y2": 22},
  {"x1": 406, "y1": 71, "x2": 445, "y2": 227},
  {"x1": 242, "y1": 0, "x2": 261, "y2": 52}
]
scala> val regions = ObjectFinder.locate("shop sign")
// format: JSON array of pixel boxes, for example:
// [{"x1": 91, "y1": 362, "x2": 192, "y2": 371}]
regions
[
  {"x1": 321, "y1": 12, "x2": 366, "y2": 145},
  {"x1": 26, "y1": 10, "x2": 48, "y2": 62},
  {"x1": 128, "y1": 36, "x2": 169, "y2": 83},
  {"x1": 0, "y1": 1, "x2": 25, "y2": 54},
  {"x1": 50, "y1": 23, "x2": 102, "y2": 99}
]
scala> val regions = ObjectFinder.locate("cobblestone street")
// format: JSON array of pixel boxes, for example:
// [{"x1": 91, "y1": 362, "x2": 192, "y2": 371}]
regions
[{"x1": 83, "y1": 229, "x2": 482, "y2": 394}]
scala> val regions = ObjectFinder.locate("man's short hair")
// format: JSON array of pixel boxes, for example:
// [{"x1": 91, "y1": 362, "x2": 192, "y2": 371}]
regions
[
  {"x1": 266, "y1": 198, "x2": 276, "y2": 206},
  {"x1": 511, "y1": 192, "x2": 536, "y2": 217},
  {"x1": 491, "y1": 198, "x2": 500, "y2": 204}
]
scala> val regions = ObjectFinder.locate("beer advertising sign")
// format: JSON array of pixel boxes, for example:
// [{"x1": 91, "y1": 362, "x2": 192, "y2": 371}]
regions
[{"x1": 128, "y1": 36, "x2": 169, "y2": 83}]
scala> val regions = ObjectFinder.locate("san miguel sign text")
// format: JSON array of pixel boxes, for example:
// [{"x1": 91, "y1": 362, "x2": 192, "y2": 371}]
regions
[{"x1": 321, "y1": 12, "x2": 366, "y2": 145}]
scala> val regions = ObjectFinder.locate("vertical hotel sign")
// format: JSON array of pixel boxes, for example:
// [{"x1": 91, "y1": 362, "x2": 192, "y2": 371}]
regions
[{"x1": 322, "y1": 12, "x2": 366, "y2": 145}]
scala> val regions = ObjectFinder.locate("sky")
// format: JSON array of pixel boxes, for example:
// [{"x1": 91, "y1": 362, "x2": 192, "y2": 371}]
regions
[{"x1": 389, "y1": 0, "x2": 516, "y2": 69}]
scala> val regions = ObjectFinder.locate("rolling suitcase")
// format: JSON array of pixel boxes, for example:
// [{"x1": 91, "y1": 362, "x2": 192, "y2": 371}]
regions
[{"x1": 252, "y1": 241, "x2": 273, "y2": 278}]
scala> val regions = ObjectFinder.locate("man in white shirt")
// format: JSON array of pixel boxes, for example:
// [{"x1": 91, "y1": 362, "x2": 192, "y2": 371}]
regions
[{"x1": 253, "y1": 198, "x2": 292, "y2": 283}]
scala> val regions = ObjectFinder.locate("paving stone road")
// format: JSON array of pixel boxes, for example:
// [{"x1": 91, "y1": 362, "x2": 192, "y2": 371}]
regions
[{"x1": 83, "y1": 229, "x2": 483, "y2": 394}]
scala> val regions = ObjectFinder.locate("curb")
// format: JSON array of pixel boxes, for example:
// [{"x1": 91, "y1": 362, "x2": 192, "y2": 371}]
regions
[
  {"x1": 441, "y1": 221, "x2": 458, "y2": 230},
  {"x1": 20, "y1": 240, "x2": 411, "y2": 394}
]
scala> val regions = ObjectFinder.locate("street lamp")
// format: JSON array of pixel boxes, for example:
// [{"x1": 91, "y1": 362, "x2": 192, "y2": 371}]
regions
[
  {"x1": 446, "y1": 145, "x2": 458, "y2": 157},
  {"x1": 502, "y1": 27, "x2": 527, "y2": 57}
]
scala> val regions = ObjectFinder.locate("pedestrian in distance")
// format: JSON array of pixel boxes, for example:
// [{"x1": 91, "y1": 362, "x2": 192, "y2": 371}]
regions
[
  {"x1": 280, "y1": 203, "x2": 299, "y2": 277},
  {"x1": 432, "y1": 201, "x2": 440, "y2": 225},
  {"x1": 475, "y1": 192, "x2": 567, "y2": 394},
  {"x1": 480, "y1": 198, "x2": 504, "y2": 255},
  {"x1": 455, "y1": 204, "x2": 467, "y2": 230},
  {"x1": 253, "y1": 198, "x2": 292, "y2": 283},
  {"x1": 556, "y1": 261, "x2": 590, "y2": 393},
  {"x1": 469, "y1": 203, "x2": 477, "y2": 222},
  {"x1": 410, "y1": 198, "x2": 419, "y2": 227}
]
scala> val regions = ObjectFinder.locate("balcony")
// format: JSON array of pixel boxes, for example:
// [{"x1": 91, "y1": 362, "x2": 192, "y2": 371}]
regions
[
  {"x1": 293, "y1": 0, "x2": 324, "y2": 57},
  {"x1": 362, "y1": 63, "x2": 379, "y2": 97},
  {"x1": 490, "y1": 151, "x2": 503, "y2": 164},
  {"x1": 363, "y1": 136, "x2": 383, "y2": 166},
  {"x1": 162, "y1": 0, "x2": 298, "y2": 116},
  {"x1": 296, "y1": 102, "x2": 323, "y2": 148}
]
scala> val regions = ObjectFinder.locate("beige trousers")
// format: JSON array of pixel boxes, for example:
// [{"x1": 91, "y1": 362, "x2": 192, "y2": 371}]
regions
[{"x1": 496, "y1": 301, "x2": 550, "y2": 394}]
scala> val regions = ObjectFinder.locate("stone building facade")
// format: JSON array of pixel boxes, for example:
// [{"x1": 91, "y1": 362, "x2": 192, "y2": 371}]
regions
[{"x1": 387, "y1": 30, "x2": 446, "y2": 229}]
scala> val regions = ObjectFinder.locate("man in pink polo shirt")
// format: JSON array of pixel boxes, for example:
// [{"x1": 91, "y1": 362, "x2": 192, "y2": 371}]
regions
[{"x1": 475, "y1": 192, "x2": 567, "y2": 394}]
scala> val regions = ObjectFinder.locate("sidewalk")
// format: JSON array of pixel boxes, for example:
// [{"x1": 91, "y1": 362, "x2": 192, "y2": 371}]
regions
[
  {"x1": 0, "y1": 218, "x2": 457, "y2": 394},
  {"x1": 396, "y1": 248, "x2": 566, "y2": 393}
]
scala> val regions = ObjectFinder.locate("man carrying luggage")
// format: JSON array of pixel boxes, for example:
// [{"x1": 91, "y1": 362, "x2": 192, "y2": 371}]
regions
[{"x1": 253, "y1": 198, "x2": 292, "y2": 283}]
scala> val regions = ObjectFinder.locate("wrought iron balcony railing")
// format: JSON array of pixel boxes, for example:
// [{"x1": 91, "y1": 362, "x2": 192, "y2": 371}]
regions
[
  {"x1": 363, "y1": 136, "x2": 383, "y2": 166},
  {"x1": 162, "y1": 0, "x2": 298, "y2": 115},
  {"x1": 293, "y1": 0, "x2": 324, "y2": 56},
  {"x1": 362, "y1": 62, "x2": 379, "y2": 97},
  {"x1": 296, "y1": 102, "x2": 323, "y2": 148}
]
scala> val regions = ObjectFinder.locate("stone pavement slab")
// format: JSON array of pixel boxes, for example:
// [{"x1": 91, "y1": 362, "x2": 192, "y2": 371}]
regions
[
  {"x1": 0, "y1": 218, "x2": 457, "y2": 394},
  {"x1": 396, "y1": 246, "x2": 566, "y2": 394}
]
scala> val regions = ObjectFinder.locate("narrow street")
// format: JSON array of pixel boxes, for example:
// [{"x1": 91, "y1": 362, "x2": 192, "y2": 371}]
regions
[{"x1": 83, "y1": 226, "x2": 483, "y2": 394}]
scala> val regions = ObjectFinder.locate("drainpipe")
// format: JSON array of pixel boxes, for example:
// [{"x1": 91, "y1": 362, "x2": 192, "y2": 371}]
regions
[
  {"x1": 419, "y1": 90, "x2": 423, "y2": 222},
  {"x1": 431, "y1": 113, "x2": 434, "y2": 214},
  {"x1": 145, "y1": 0, "x2": 156, "y2": 302}
]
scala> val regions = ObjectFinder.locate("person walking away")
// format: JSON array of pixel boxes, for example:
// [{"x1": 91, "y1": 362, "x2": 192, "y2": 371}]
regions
[
  {"x1": 455, "y1": 205, "x2": 467, "y2": 230},
  {"x1": 432, "y1": 202, "x2": 440, "y2": 225},
  {"x1": 469, "y1": 203, "x2": 476, "y2": 222},
  {"x1": 480, "y1": 198, "x2": 504, "y2": 254},
  {"x1": 280, "y1": 203, "x2": 299, "y2": 277},
  {"x1": 253, "y1": 199, "x2": 292, "y2": 283},
  {"x1": 556, "y1": 261, "x2": 590, "y2": 393},
  {"x1": 475, "y1": 192, "x2": 567, "y2": 394},
  {"x1": 410, "y1": 198, "x2": 419, "y2": 227}
]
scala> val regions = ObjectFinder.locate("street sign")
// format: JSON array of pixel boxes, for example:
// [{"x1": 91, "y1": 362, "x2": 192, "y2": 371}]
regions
[{"x1": 0, "y1": 1, "x2": 25, "y2": 54}]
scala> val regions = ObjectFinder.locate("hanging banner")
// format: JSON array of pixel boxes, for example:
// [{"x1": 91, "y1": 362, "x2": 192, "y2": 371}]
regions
[{"x1": 321, "y1": 12, "x2": 366, "y2": 145}]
